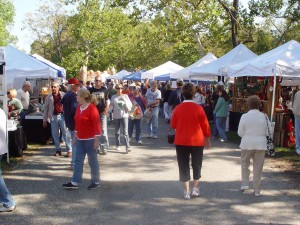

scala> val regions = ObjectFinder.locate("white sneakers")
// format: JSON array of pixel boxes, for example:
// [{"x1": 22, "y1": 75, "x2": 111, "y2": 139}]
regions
[
  {"x1": 183, "y1": 191, "x2": 191, "y2": 200},
  {"x1": 191, "y1": 187, "x2": 201, "y2": 197},
  {"x1": 116, "y1": 146, "x2": 121, "y2": 151},
  {"x1": 240, "y1": 185, "x2": 249, "y2": 191},
  {"x1": 0, "y1": 205, "x2": 15, "y2": 212},
  {"x1": 183, "y1": 187, "x2": 201, "y2": 200}
]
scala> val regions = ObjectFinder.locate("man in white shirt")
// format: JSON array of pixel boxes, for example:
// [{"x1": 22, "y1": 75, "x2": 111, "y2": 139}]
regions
[
  {"x1": 145, "y1": 80, "x2": 161, "y2": 139},
  {"x1": 16, "y1": 81, "x2": 31, "y2": 111}
]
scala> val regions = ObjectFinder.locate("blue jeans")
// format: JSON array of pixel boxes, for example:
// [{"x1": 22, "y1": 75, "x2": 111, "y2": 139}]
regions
[
  {"x1": 216, "y1": 117, "x2": 227, "y2": 140},
  {"x1": 213, "y1": 113, "x2": 219, "y2": 138},
  {"x1": 72, "y1": 139, "x2": 100, "y2": 184},
  {"x1": 100, "y1": 114, "x2": 109, "y2": 150},
  {"x1": 50, "y1": 114, "x2": 72, "y2": 152},
  {"x1": 147, "y1": 107, "x2": 159, "y2": 136},
  {"x1": 114, "y1": 118, "x2": 130, "y2": 148},
  {"x1": 0, "y1": 155, "x2": 15, "y2": 208},
  {"x1": 128, "y1": 118, "x2": 142, "y2": 142},
  {"x1": 295, "y1": 116, "x2": 300, "y2": 151},
  {"x1": 69, "y1": 130, "x2": 76, "y2": 166}
]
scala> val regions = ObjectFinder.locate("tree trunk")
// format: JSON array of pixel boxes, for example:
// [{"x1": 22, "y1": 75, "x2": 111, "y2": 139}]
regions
[
  {"x1": 218, "y1": 0, "x2": 240, "y2": 47},
  {"x1": 194, "y1": 32, "x2": 205, "y2": 57}
]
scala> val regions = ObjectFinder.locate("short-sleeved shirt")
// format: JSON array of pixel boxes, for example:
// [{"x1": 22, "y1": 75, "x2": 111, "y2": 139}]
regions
[
  {"x1": 145, "y1": 88, "x2": 161, "y2": 107},
  {"x1": 90, "y1": 87, "x2": 109, "y2": 114},
  {"x1": 16, "y1": 89, "x2": 30, "y2": 110}
]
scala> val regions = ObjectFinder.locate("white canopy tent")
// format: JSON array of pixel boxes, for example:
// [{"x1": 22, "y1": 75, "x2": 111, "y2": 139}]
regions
[
  {"x1": 6, "y1": 45, "x2": 57, "y2": 89},
  {"x1": 228, "y1": 40, "x2": 300, "y2": 78},
  {"x1": 170, "y1": 53, "x2": 217, "y2": 79},
  {"x1": 141, "y1": 61, "x2": 183, "y2": 80},
  {"x1": 109, "y1": 70, "x2": 130, "y2": 80},
  {"x1": 189, "y1": 44, "x2": 257, "y2": 81},
  {"x1": 32, "y1": 54, "x2": 66, "y2": 78},
  {"x1": 228, "y1": 40, "x2": 300, "y2": 121}
]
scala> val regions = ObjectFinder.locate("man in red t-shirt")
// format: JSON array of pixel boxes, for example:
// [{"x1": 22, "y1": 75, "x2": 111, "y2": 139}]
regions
[{"x1": 43, "y1": 82, "x2": 72, "y2": 157}]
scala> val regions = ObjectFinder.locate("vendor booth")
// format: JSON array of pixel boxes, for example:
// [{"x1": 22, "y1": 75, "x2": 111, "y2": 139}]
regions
[{"x1": 228, "y1": 40, "x2": 300, "y2": 147}]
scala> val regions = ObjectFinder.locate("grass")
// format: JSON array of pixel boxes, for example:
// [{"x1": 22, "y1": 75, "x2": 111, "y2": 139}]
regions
[{"x1": 274, "y1": 147, "x2": 300, "y2": 168}]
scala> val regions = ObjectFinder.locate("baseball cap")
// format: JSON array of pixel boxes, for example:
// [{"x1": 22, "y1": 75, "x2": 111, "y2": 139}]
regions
[{"x1": 68, "y1": 78, "x2": 80, "y2": 85}]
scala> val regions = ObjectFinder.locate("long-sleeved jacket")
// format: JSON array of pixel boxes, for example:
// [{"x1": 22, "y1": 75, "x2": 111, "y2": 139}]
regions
[{"x1": 43, "y1": 92, "x2": 65, "y2": 122}]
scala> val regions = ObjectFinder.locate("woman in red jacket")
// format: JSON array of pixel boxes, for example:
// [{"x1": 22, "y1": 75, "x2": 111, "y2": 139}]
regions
[
  {"x1": 63, "y1": 89, "x2": 101, "y2": 190},
  {"x1": 171, "y1": 83, "x2": 211, "y2": 200}
]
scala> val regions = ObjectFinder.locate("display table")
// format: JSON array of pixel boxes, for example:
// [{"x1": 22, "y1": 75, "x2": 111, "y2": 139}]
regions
[
  {"x1": 23, "y1": 116, "x2": 51, "y2": 144},
  {"x1": 229, "y1": 111, "x2": 243, "y2": 132},
  {"x1": 8, "y1": 126, "x2": 27, "y2": 157}
]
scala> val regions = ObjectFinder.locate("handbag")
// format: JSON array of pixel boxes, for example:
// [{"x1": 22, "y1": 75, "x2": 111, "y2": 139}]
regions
[
  {"x1": 264, "y1": 114, "x2": 275, "y2": 156},
  {"x1": 168, "y1": 128, "x2": 175, "y2": 144}
]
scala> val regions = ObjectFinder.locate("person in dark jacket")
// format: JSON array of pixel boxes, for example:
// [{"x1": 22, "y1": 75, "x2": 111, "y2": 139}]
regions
[
  {"x1": 163, "y1": 83, "x2": 172, "y2": 123},
  {"x1": 168, "y1": 78, "x2": 184, "y2": 119},
  {"x1": 61, "y1": 78, "x2": 80, "y2": 169}
]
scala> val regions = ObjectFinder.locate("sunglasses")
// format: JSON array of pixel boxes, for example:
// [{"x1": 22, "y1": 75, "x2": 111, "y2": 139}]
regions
[
  {"x1": 7, "y1": 92, "x2": 10, "y2": 95},
  {"x1": 51, "y1": 86, "x2": 58, "y2": 88},
  {"x1": 116, "y1": 87, "x2": 122, "y2": 90}
]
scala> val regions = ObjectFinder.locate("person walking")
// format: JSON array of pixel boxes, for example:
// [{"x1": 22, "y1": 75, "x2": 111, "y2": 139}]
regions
[
  {"x1": 145, "y1": 80, "x2": 161, "y2": 139},
  {"x1": 43, "y1": 82, "x2": 72, "y2": 157},
  {"x1": 0, "y1": 108, "x2": 16, "y2": 212},
  {"x1": 168, "y1": 78, "x2": 184, "y2": 116},
  {"x1": 171, "y1": 83, "x2": 211, "y2": 200},
  {"x1": 214, "y1": 90, "x2": 229, "y2": 142},
  {"x1": 292, "y1": 90, "x2": 300, "y2": 156},
  {"x1": 109, "y1": 84, "x2": 133, "y2": 153},
  {"x1": 90, "y1": 76, "x2": 110, "y2": 155},
  {"x1": 128, "y1": 87, "x2": 146, "y2": 144},
  {"x1": 238, "y1": 95, "x2": 271, "y2": 197},
  {"x1": 63, "y1": 89, "x2": 101, "y2": 190},
  {"x1": 163, "y1": 84, "x2": 172, "y2": 123},
  {"x1": 61, "y1": 78, "x2": 80, "y2": 169}
]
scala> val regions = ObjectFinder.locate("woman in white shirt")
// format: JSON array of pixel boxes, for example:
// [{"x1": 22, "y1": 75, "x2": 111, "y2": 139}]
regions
[
  {"x1": 194, "y1": 86, "x2": 205, "y2": 106},
  {"x1": 238, "y1": 95, "x2": 271, "y2": 197},
  {"x1": 109, "y1": 84, "x2": 133, "y2": 153}
]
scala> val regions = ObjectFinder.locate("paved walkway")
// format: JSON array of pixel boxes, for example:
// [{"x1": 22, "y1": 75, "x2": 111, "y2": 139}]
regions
[{"x1": 1, "y1": 119, "x2": 300, "y2": 225}]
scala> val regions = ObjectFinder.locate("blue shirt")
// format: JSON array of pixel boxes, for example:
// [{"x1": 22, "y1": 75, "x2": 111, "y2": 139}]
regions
[{"x1": 61, "y1": 91, "x2": 78, "y2": 130}]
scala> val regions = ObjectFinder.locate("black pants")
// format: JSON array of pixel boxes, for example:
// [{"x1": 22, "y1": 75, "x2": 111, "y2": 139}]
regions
[{"x1": 176, "y1": 145, "x2": 204, "y2": 182}]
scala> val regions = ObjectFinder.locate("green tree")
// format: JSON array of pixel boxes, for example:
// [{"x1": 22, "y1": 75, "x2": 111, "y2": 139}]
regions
[{"x1": 0, "y1": 0, "x2": 15, "y2": 46}]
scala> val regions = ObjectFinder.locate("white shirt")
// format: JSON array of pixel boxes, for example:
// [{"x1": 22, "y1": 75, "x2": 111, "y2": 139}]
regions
[
  {"x1": 293, "y1": 91, "x2": 300, "y2": 117},
  {"x1": 238, "y1": 110, "x2": 271, "y2": 150},
  {"x1": 17, "y1": 89, "x2": 30, "y2": 110},
  {"x1": 194, "y1": 93, "x2": 205, "y2": 105},
  {"x1": 0, "y1": 108, "x2": 7, "y2": 155}
]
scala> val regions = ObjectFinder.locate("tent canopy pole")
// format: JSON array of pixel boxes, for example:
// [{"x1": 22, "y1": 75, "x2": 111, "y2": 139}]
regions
[{"x1": 270, "y1": 70, "x2": 276, "y2": 121}]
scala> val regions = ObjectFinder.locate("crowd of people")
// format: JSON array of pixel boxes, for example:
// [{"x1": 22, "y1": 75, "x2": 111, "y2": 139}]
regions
[{"x1": 0, "y1": 75, "x2": 278, "y2": 212}]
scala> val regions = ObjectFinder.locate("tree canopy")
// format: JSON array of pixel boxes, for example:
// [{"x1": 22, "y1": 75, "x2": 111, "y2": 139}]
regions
[
  {"x1": 24, "y1": 0, "x2": 300, "y2": 77},
  {"x1": 0, "y1": 0, "x2": 15, "y2": 46}
]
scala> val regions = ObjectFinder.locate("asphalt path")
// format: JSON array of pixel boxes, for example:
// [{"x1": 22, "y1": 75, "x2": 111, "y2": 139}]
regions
[{"x1": 1, "y1": 118, "x2": 300, "y2": 225}]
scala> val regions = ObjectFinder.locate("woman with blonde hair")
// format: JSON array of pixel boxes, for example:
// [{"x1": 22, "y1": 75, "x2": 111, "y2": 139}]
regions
[
  {"x1": 7, "y1": 88, "x2": 23, "y2": 118},
  {"x1": 63, "y1": 88, "x2": 102, "y2": 190},
  {"x1": 238, "y1": 95, "x2": 271, "y2": 197}
]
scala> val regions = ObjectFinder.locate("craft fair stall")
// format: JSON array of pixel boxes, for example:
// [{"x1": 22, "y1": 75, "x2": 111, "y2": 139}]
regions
[{"x1": 228, "y1": 40, "x2": 300, "y2": 147}]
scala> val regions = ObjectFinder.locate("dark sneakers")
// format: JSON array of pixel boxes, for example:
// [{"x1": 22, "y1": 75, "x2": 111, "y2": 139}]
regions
[
  {"x1": 63, "y1": 182, "x2": 78, "y2": 190},
  {"x1": 87, "y1": 183, "x2": 100, "y2": 190},
  {"x1": 54, "y1": 151, "x2": 62, "y2": 156}
]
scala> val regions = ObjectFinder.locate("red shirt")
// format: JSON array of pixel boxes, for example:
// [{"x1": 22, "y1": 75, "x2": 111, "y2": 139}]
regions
[
  {"x1": 53, "y1": 93, "x2": 63, "y2": 114},
  {"x1": 171, "y1": 101, "x2": 211, "y2": 146},
  {"x1": 74, "y1": 104, "x2": 101, "y2": 139}
]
